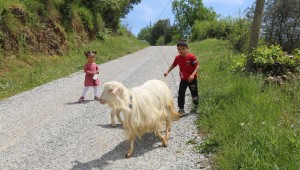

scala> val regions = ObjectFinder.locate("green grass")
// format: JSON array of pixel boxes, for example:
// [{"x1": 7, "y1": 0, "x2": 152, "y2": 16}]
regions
[
  {"x1": 190, "y1": 39, "x2": 300, "y2": 169},
  {"x1": 0, "y1": 36, "x2": 148, "y2": 99}
]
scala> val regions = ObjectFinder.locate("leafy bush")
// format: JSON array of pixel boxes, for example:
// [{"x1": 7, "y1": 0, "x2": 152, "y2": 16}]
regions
[
  {"x1": 190, "y1": 21, "x2": 229, "y2": 41},
  {"x1": 76, "y1": 7, "x2": 94, "y2": 30},
  {"x1": 229, "y1": 54, "x2": 247, "y2": 73},
  {"x1": 156, "y1": 36, "x2": 165, "y2": 45},
  {"x1": 250, "y1": 45, "x2": 300, "y2": 75},
  {"x1": 190, "y1": 19, "x2": 231, "y2": 41},
  {"x1": 226, "y1": 18, "x2": 250, "y2": 53},
  {"x1": 191, "y1": 18, "x2": 250, "y2": 53}
]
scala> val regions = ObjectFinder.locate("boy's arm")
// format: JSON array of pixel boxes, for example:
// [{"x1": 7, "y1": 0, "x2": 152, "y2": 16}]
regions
[
  {"x1": 191, "y1": 64, "x2": 199, "y2": 76},
  {"x1": 188, "y1": 65, "x2": 200, "y2": 82},
  {"x1": 164, "y1": 65, "x2": 175, "y2": 77}
]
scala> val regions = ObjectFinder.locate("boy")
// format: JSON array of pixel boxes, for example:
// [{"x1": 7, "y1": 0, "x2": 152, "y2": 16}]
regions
[{"x1": 164, "y1": 41, "x2": 199, "y2": 114}]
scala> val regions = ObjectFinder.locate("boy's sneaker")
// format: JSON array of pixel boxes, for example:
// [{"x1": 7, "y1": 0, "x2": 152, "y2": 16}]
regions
[
  {"x1": 94, "y1": 96, "x2": 100, "y2": 101},
  {"x1": 178, "y1": 109, "x2": 185, "y2": 115},
  {"x1": 78, "y1": 97, "x2": 84, "y2": 103}
]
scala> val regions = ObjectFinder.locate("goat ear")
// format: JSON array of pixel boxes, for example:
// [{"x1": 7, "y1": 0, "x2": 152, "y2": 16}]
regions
[{"x1": 112, "y1": 86, "x2": 119, "y2": 94}]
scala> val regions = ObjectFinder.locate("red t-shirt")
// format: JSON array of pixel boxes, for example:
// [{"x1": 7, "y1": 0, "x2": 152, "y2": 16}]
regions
[{"x1": 172, "y1": 53, "x2": 199, "y2": 80}]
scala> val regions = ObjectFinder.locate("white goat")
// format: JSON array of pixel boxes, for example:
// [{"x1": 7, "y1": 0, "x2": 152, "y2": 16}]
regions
[
  {"x1": 99, "y1": 79, "x2": 180, "y2": 158},
  {"x1": 98, "y1": 81, "x2": 125, "y2": 127}
]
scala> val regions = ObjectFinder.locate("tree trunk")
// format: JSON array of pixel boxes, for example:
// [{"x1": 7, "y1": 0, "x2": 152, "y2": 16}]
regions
[{"x1": 247, "y1": 0, "x2": 265, "y2": 71}]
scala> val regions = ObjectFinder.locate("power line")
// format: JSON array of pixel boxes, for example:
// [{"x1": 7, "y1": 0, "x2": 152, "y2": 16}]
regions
[{"x1": 154, "y1": 0, "x2": 173, "y2": 23}]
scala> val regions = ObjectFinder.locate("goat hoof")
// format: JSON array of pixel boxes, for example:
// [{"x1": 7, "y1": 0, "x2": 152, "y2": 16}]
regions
[
  {"x1": 165, "y1": 135, "x2": 170, "y2": 141},
  {"x1": 162, "y1": 141, "x2": 168, "y2": 147},
  {"x1": 125, "y1": 152, "x2": 132, "y2": 158}
]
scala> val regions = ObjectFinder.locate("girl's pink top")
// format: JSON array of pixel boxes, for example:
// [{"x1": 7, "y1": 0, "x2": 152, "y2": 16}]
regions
[{"x1": 83, "y1": 62, "x2": 100, "y2": 86}]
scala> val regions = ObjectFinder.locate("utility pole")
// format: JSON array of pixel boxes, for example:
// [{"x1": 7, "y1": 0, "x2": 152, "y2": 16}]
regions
[{"x1": 247, "y1": 0, "x2": 265, "y2": 71}]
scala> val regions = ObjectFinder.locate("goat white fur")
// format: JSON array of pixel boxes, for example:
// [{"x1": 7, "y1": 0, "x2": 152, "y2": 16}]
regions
[
  {"x1": 99, "y1": 79, "x2": 180, "y2": 158},
  {"x1": 99, "y1": 81, "x2": 126, "y2": 127}
]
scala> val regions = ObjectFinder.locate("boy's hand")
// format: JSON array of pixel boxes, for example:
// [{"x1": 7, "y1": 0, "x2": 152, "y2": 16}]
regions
[
  {"x1": 164, "y1": 72, "x2": 168, "y2": 77},
  {"x1": 188, "y1": 75, "x2": 194, "y2": 82}
]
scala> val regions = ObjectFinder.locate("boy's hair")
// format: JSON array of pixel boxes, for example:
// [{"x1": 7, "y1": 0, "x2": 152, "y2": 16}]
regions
[
  {"x1": 176, "y1": 41, "x2": 188, "y2": 48},
  {"x1": 84, "y1": 51, "x2": 97, "y2": 56}
]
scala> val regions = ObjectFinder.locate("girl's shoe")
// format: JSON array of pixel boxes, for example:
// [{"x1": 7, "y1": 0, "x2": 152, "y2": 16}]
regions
[
  {"x1": 78, "y1": 97, "x2": 84, "y2": 103},
  {"x1": 94, "y1": 96, "x2": 100, "y2": 101}
]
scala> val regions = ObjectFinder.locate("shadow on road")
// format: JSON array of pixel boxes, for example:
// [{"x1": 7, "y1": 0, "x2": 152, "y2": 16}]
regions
[
  {"x1": 180, "y1": 111, "x2": 198, "y2": 118},
  {"x1": 71, "y1": 133, "x2": 163, "y2": 170},
  {"x1": 64, "y1": 100, "x2": 94, "y2": 105},
  {"x1": 97, "y1": 123, "x2": 124, "y2": 129}
]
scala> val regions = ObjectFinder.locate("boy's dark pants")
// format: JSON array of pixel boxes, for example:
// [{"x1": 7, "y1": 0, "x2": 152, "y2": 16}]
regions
[{"x1": 178, "y1": 79, "x2": 199, "y2": 109}]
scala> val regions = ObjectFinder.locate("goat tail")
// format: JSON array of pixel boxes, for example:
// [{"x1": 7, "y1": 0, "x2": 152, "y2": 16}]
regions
[{"x1": 168, "y1": 100, "x2": 181, "y2": 121}]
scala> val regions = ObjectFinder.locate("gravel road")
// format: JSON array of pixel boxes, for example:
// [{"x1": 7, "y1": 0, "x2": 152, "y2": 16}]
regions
[{"x1": 0, "y1": 46, "x2": 211, "y2": 170}]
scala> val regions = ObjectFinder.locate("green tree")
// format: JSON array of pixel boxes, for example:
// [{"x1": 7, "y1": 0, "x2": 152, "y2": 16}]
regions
[
  {"x1": 262, "y1": 0, "x2": 300, "y2": 53},
  {"x1": 149, "y1": 19, "x2": 171, "y2": 45},
  {"x1": 122, "y1": 0, "x2": 142, "y2": 16},
  {"x1": 172, "y1": 0, "x2": 217, "y2": 38},
  {"x1": 137, "y1": 26, "x2": 152, "y2": 42},
  {"x1": 59, "y1": 0, "x2": 74, "y2": 31},
  {"x1": 77, "y1": 0, "x2": 142, "y2": 31}
]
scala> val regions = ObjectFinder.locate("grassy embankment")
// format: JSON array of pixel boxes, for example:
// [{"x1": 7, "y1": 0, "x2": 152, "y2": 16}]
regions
[
  {"x1": 190, "y1": 39, "x2": 300, "y2": 169},
  {"x1": 0, "y1": 36, "x2": 147, "y2": 99}
]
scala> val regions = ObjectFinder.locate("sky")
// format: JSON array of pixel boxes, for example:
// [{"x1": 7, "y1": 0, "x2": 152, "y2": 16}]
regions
[{"x1": 122, "y1": 0, "x2": 255, "y2": 36}]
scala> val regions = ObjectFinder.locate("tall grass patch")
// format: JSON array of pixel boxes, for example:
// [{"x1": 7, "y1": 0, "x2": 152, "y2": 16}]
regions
[
  {"x1": 191, "y1": 39, "x2": 300, "y2": 169},
  {"x1": 0, "y1": 36, "x2": 148, "y2": 99}
]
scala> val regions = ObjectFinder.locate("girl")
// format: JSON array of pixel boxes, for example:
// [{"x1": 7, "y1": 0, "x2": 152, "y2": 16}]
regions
[{"x1": 78, "y1": 51, "x2": 100, "y2": 103}]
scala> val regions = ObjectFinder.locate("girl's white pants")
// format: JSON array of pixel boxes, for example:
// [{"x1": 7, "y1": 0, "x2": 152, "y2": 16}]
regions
[{"x1": 81, "y1": 86, "x2": 98, "y2": 97}]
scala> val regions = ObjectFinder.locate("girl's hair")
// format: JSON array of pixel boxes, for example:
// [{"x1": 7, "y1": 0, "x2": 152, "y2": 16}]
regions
[{"x1": 84, "y1": 51, "x2": 97, "y2": 56}]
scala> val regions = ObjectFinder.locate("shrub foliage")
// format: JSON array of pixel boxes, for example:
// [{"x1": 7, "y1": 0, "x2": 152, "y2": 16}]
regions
[{"x1": 250, "y1": 45, "x2": 300, "y2": 76}]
